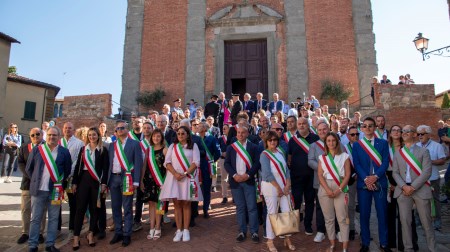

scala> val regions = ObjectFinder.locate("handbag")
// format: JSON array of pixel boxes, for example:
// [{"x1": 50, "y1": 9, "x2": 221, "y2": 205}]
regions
[{"x1": 268, "y1": 195, "x2": 300, "y2": 236}]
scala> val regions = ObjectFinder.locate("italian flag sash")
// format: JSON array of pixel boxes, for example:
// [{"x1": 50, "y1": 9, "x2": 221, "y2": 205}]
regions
[
  {"x1": 399, "y1": 146, "x2": 430, "y2": 186},
  {"x1": 389, "y1": 145, "x2": 395, "y2": 167},
  {"x1": 263, "y1": 150, "x2": 287, "y2": 186},
  {"x1": 231, "y1": 141, "x2": 261, "y2": 202},
  {"x1": 222, "y1": 135, "x2": 227, "y2": 145},
  {"x1": 344, "y1": 143, "x2": 353, "y2": 166},
  {"x1": 38, "y1": 143, "x2": 64, "y2": 204},
  {"x1": 320, "y1": 153, "x2": 348, "y2": 193},
  {"x1": 173, "y1": 143, "x2": 198, "y2": 199},
  {"x1": 293, "y1": 136, "x2": 310, "y2": 153},
  {"x1": 374, "y1": 129, "x2": 383, "y2": 139},
  {"x1": 147, "y1": 146, "x2": 166, "y2": 213},
  {"x1": 316, "y1": 140, "x2": 325, "y2": 152},
  {"x1": 82, "y1": 147, "x2": 101, "y2": 206},
  {"x1": 310, "y1": 126, "x2": 318, "y2": 134},
  {"x1": 59, "y1": 138, "x2": 68, "y2": 148},
  {"x1": 277, "y1": 146, "x2": 286, "y2": 158},
  {"x1": 140, "y1": 139, "x2": 150, "y2": 153},
  {"x1": 114, "y1": 139, "x2": 135, "y2": 195},
  {"x1": 283, "y1": 132, "x2": 293, "y2": 143},
  {"x1": 128, "y1": 131, "x2": 139, "y2": 141},
  {"x1": 358, "y1": 138, "x2": 382, "y2": 167},
  {"x1": 201, "y1": 138, "x2": 217, "y2": 176},
  {"x1": 28, "y1": 143, "x2": 36, "y2": 152}
]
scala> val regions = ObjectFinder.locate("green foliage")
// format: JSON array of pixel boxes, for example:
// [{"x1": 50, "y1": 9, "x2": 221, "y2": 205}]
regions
[
  {"x1": 8, "y1": 66, "x2": 17, "y2": 74},
  {"x1": 136, "y1": 87, "x2": 166, "y2": 108},
  {"x1": 441, "y1": 92, "x2": 450, "y2": 109},
  {"x1": 320, "y1": 79, "x2": 352, "y2": 107}
]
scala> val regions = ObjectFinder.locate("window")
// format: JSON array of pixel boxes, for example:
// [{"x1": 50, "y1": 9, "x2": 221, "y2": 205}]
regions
[
  {"x1": 59, "y1": 104, "x2": 63, "y2": 117},
  {"x1": 23, "y1": 101, "x2": 36, "y2": 120},
  {"x1": 53, "y1": 104, "x2": 58, "y2": 118}
]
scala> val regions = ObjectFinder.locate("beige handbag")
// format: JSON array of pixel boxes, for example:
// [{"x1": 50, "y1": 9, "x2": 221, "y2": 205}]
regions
[{"x1": 268, "y1": 195, "x2": 300, "y2": 236}]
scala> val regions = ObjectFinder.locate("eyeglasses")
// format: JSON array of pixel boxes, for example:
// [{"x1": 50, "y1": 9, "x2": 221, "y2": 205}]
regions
[
  {"x1": 391, "y1": 129, "x2": 402, "y2": 132},
  {"x1": 116, "y1": 127, "x2": 126, "y2": 131},
  {"x1": 30, "y1": 133, "x2": 41, "y2": 138},
  {"x1": 417, "y1": 133, "x2": 428, "y2": 136},
  {"x1": 361, "y1": 124, "x2": 374, "y2": 128},
  {"x1": 177, "y1": 132, "x2": 186, "y2": 136},
  {"x1": 268, "y1": 138, "x2": 278, "y2": 142},
  {"x1": 402, "y1": 129, "x2": 415, "y2": 133},
  {"x1": 349, "y1": 133, "x2": 360, "y2": 137}
]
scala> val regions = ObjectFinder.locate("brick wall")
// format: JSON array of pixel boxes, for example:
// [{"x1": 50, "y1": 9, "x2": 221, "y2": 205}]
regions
[{"x1": 303, "y1": 0, "x2": 360, "y2": 105}]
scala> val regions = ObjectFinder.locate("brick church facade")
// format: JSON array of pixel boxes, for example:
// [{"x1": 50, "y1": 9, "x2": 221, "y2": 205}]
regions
[{"x1": 121, "y1": 0, "x2": 377, "y2": 115}]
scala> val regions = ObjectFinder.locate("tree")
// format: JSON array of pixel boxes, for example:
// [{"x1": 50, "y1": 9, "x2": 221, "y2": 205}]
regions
[
  {"x1": 320, "y1": 79, "x2": 352, "y2": 110},
  {"x1": 8, "y1": 66, "x2": 17, "y2": 74},
  {"x1": 442, "y1": 92, "x2": 450, "y2": 109},
  {"x1": 136, "y1": 87, "x2": 166, "y2": 108}
]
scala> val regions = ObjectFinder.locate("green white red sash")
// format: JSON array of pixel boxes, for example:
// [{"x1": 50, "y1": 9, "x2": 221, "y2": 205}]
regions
[
  {"x1": 82, "y1": 146, "x2": 102, "y2": 203},
  {"x1": 399, "y1": 146, "x2": 430, "y2": 186},
  {"x1": 173, "y1": 143, "x2": 198, "y2": 199},
  {"x1": 358, "y1": 138, "x2": 382, "y2": 167},
  {"x1": 38, "y1": 143, "x2": 64, "y2": 204},
  {"x1": 374, "y1": 129, "x2": 383, "y2": 139},
  {"x1": 263, "y1": 150, "x2": 287, "y2": 186},
  {"x1": 128, "y1": 131, "x2": 140, "y2": 141},
  {"x1": 28, "y1": 143, "x2": 36, "y2": 152},
  {"x1": 293, "y1": 136, "x2": 310, "y2": 153},
  {"x1": 277, "y1": 146, "x2": 286, "y2": 158},
  {"x1": 344, "y1": 143, "x2": 353, "y2": 166},
  {"x1": 147, "y1": 146, "x2": 166, "y2": 213},
  {"x1": 201, "y1": 138, "x2": 217, "y2": 176},
  {"x1": 222, "y1": 135, "x2": 227, "y2": 145},
  {"x1": 114, "y1": 139, "x2": 135, "y2": 195},
  {"x1": 283, "y1": 132, "x2": 293, "y2": 143},
  {"x1": 320, "y1": 153, "x2": 348, "y2": 193},
  {"x1": 310, "y1": 126, "x2": 318, "y2": 135},
  {"x1": 316, "y1": 140, "x2": 325, "y2": 152},
  {"x1": 389, "y1": 145, "x2": 395, "y2": 167},
  {"x1": 140, "y1": 139, "x2": 150, "y2": 153},
  {"x1": 231, "y1": 141, "x2": 252, "y2": 170},
  {"x1": 59, "y1": 138, "x2": 68, "y2": 148}
]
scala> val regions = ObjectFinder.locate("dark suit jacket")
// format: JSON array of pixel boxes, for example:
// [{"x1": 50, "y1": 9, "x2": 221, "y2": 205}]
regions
[
  {"x1": 73, "y1": 146, "x2": 110, "y2": 185},
  {"x1": 107, "y1": 138, "x2": 143, "y2": 186},
  {"x1": 243, "y1": 100, "x2": 255, "y2": 118},
  {"x1": 254, "y1": 99, "x2": 267, "y2": 112},
  {"x1": 352, "y1": 137, "x2": 390, "y2": 189},
  {"x1": 224, "y1": 140, "x2": 261, "y2": 189},
  {"x1": 204, "y1": 101, "x2": 220, "y2": 123},
  {"x1": 230, "y1": 100, "x2": 243, "y2": 125},
  {"x1": 164, "y1": 128, "x2": 176, "y2": 146},
  {"x1": 26, "y1": 145, "x2": 72, "y2": 196},
  {"x1": 218, "y1": 99, "x2": 228, "y2": 114},
  {"x1": 18, "y1": 142, "x2": 44, "y2": 190},
  {"x1": 268, "y1": 100, "x2": 284, "y2": 113}
]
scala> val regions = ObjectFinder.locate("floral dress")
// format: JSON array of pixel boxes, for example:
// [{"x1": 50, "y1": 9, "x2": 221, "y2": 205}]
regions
[{"x1": 141, "y1": 148, "x2": 166, "y2": 202}]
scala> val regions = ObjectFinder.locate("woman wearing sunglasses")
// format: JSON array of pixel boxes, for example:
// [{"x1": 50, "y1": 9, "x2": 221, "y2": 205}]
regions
[
  {"x1": 1, "y1": 123, "x2": 22, "y2": 183},
  {"x1": 159, "y1": 126, "x2": 202, "y2": 242},
  {"x1": 260, "y1": 131, "x2": 295, "y2": 252}
]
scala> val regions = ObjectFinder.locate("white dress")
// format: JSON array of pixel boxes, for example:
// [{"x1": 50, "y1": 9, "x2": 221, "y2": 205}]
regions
[{"x1": 159, "y1": 143, "x2": 203, "y2": 201}]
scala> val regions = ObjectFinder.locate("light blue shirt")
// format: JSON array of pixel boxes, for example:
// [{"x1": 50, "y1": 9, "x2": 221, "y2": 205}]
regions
[{"x1": 416, "y1": 140, "x2": 446, "y2": 181}]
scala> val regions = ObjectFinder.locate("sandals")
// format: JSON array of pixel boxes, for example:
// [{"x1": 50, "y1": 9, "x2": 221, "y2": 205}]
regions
[
  {"x1": 326, "y1": 245, "x2": 335, "y2": 252},
  {"x1": 284, "y1": 237, "x2": 296, "y2": 251},
  {"x1": 147, "y1": 229, "x2": 155, "y2": 240},
  {"x1": 267, "y1": 240, "x2": 278, "y2": 252},
  {"x1": 153, "y1": 229, "x2": 161, "y2": 240}
]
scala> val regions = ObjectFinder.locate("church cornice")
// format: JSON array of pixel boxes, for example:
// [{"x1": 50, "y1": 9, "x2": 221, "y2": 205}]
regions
[{"x1": 207, "y1": 4, "x2": 283, "y2": 28}]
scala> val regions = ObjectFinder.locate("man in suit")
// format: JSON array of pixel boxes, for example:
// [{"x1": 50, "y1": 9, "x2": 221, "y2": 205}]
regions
[
  {"x1": 254, "y1": 92, "x2": 267, "y2": 112},
  {"x1": 205, "y1": 116, "x2": 221, "y2": 139},
  {"x1": 156, "y1": 115, "x2": 176, "y2": 146},
  {"x1": 230, "y1": 93, "x2": 243, "y2": 125},
  {"x1": 267, "y1": 93, "x2": 284, "y2": 114},
  {"x1": 225, "y1": 124, "x2": 261, "y2": 243},
  {"x1": 375, "y1": 115, "x2": 389, "y2": 140},
  {"x1": 26, "y1": 127, "x2": 72, "y2": 252},
  {"x1": 243, "y1": 93, "x2": 255, "y2": 119},
  {"x1": 392, "y1": 125, "x2": 436, "y2": 252},
  {"x1": 204, "y1": 94, "x2": 221, "y2": 126},
  {"x1": 218, "y1": 92, "x2": 228, "y2": 134},
  {"x1": 108, "y1": 121, "x2": 143, "y2": 247},
  {"x1": 17, "y1": 128, "x2": 46, "y2": 245},
  {"x1": 352, "y1": 117, "x2": 391, "y2": 252}
]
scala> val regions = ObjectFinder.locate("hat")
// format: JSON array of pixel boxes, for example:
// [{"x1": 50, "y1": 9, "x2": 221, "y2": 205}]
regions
[
  {"x1": 173, "y1": 98, "x2": 181, "y2": 102},
  {"x1": 211, "y1": 94, "x2": 219, "y2": 99},
  {"x1": 231, "y1": 93, "x2": 240, "y2": 96}
]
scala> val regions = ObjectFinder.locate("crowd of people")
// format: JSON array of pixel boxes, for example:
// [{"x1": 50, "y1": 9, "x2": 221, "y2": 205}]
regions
[{"x1": 1, "y1": 91, "x2": 450, "y2": 252}]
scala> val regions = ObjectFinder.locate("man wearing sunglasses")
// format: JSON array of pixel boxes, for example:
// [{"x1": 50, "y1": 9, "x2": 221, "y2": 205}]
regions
[
  {"x1": 17, "y1": 128, "x2": 46, "y2": 245},
  {"x1": 352, "y1": 117, "x2": 390, "y2": 252}
]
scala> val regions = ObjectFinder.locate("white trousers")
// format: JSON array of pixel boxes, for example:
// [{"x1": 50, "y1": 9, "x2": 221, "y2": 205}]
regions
[{"x1": 264, "y1": 194, "x2": 291, "y2": 240}]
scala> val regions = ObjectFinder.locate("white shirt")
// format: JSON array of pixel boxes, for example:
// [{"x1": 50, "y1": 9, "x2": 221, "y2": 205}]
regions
[
  {"x1": 235, "y1": 140, "x2": 248, "y2": 176},
  {"x1": 320, "y1": 152, "x2": 349, "y2": 180},
  {"x1": 64, "y1": 135, "x2": 84, "y2": 175},
  {"x1": 83, "y1": 145, "x2": 99, "y2": 170},
  {"x1": 39, "y1": 145, "x2": 59, "y2": 191},
  {"x1": 416, "y1": 140, "x2": 446, "y2": 181}
]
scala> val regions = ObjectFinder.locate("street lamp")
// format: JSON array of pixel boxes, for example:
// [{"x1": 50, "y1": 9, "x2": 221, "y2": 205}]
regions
[{"x1": 413, "y1": 33, "x2": 450, "y2": 61}]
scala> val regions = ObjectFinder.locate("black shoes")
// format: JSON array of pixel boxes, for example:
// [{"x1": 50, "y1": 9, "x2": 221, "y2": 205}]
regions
[
  {"x1": 45, "y1": 245, "x2": 60, "y2": 252},
  {"x1": 39, "y1": 234, "x2": 45, "y2": 244},
  {"x1": 236, "y1": 232, "x2": 246, "y2": 242},
  {"x1": 97, "y1": 230, "x2": 106, "y2": 240},
  {"x1": 251, "y1": 233, "x2": 259, "y2": 243},
  {"x1": 109, "y1": 234, "x2": 123, "y2": 245},
  {"x1": 221, "y1": 197, "x2": 228, "y2": 204},
  {"x1": 17, "y1": 234, "x2": 29, "y2": 244},
  {"x1": 72, "y1": 240, "x2": 80, "y2": 251},
  {"x1": 380, "y1": 246, "x2": 392, "y2": 252},
  {"x1": 204, "y1": 212, "x2": 210, "y2": 219},
  {"x1": 360, "y1": 245, "x2": 369, "y2": 252},
  {"x1": 122, "y1": 236, "x2": 131, "y2": 247},
  {"x1": 29, "y1": 247, "x2": 38, "y2": 252},
  {"x1": 349, "y1": 230, "x2": 355, "y2": 241}
]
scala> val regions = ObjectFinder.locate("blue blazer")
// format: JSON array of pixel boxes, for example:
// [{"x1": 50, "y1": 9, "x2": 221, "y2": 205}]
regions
[
  {"x1": 224, "y1": 140, "x2": 261, "y2": 189},
  {"x1": 243, "y1": 100, "x2": 255, "y2": 117},
  {"x1": 268, "y1": 100, "x2": 284, "y2": 112},
  {"x1": 107, "y1": 138, "x2": 143, "y2": 186},
  {"x1": 352, "y1": 138, "x2": 390, "y2": 189},
  {"x1": 26, "y1": 146, "x2": 72, "y2": 197},
  {"x1": 253, "y1": 99, "x2": 267, "y2": 112},
  {"x1": 199, "y1": 135, "x2": 221, "y2": 170}
]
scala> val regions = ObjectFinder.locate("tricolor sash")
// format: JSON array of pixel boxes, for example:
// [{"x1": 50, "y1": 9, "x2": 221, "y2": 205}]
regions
[
  {"x1": 82, "y1": 147, "x2": 102, "y2": 206},
  {"x1": 147, "y1": 146, "x2": 166, "y2": 214},
  {"x1": 344, "y1": 143, "x2": 353, "y2": 166},
  {"x1": 28, "y1": 143, "x2": 36, "y2": 152},
  {"x1": 320, "y1": 153, "x2": 348, "y2": 193},
  {"x1": 358, "y1": 138, "x2": 382, "y2": 167},
  {"x1": 59, "y1": 138, "x2": 68, "y2": 148},
  {"x1": 399, "y1": 146, "x2": 431, "y2": 186},
  {"x1": 222, "y1": 135, "x2": 227, "y2": 145},
  {"x1": 374, "y1": 129, "x2": 383, "y2": 139},
  {"x1": 277, "y1": 146, "x2": 286, "y2": 158},
  {"x1": 128, "y1": 131, "x2": 140, "y2": 141},
  {"x1": 231, "y1": 141, "x2": 253, "y2": 170},
  {"x1": 283, "y1": 132, "x2": 293, "y2": 143},
  {"x1": 316, "y1": 140, "x2": 325, "y2": 152},
  {"x1": 389, "y1": 145, "x2": 395, "y2": 167},
  {"x1": 310, "y1": 126, "x2": 318, "y2": 135},
  {"x1": 173, "y1": 143, "x2": 198, "y2": 199},
  {"x1": 263, "y1": 150, "x2": 287, "y2": 186},
  {"x1": 201, "y1": 138, "x2": 217, "y2": 176},
  {"x1": 293, "y1": 136, "x2": 310, "y2": 153},
  {"x1": 114, "y1": 139, "x2": 135, "y2": 195},
  {"x1": 140, "y1": 139, "x2": 150, "y2": 153},
  {"x1": 38, "y1": 143, "x2": 64, "y2": 205}
]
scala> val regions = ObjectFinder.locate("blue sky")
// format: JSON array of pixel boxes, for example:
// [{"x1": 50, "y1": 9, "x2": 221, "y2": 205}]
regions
[{"x1": 0, "y1": 0, "x2": 449, "y2": 116}]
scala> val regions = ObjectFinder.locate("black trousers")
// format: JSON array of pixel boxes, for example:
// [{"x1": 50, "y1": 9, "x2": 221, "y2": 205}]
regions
[
  {"x1": 291, "y1": 175, "x2": 315, "y2": 230},
  {"x1": 387, "y1": 197, "x2": 418, "y2": 250},
  {"x1": 96, "y1": 193, "x2": 107, "y2": 233},
  {"x1": 67, "y1": 192, "x2": 77, "y2": 230},
  {"x1": 73, "y1": 172, "x2": 99, "y2": 236}
]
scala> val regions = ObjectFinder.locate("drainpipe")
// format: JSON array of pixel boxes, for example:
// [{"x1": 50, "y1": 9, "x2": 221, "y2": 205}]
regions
[{"x1": 41, "y1": 88, "x2": 48, "y2": 126}]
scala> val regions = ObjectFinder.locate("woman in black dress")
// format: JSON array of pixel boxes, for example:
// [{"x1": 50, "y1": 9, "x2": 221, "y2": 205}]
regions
[{"x1": 140, "y1": 128, "x2": 167, "y2": 240}]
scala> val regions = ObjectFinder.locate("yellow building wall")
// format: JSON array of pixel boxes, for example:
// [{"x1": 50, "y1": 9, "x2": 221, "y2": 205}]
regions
[{"x1": 0, "y1": 40, "x2": 12, "y2": 123}]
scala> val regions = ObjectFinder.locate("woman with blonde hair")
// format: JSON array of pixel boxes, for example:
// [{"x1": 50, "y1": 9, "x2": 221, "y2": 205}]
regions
[{"x1": 1, "y1": 123, "x2": 21, "y2": 183}]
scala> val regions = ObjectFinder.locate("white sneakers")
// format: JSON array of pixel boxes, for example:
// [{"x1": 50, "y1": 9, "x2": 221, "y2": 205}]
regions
[
  {"x1": 173, "y1": 229, "x2": 190, "y2": 242},
  {"x1": 314, "y1": 232, "x2": 325, "y2": 243}
]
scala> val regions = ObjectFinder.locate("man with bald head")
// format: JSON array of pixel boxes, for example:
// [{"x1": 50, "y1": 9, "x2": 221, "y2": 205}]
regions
[{"x1": 17, "y1": 128, "x2": 46, "y2": 244}]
